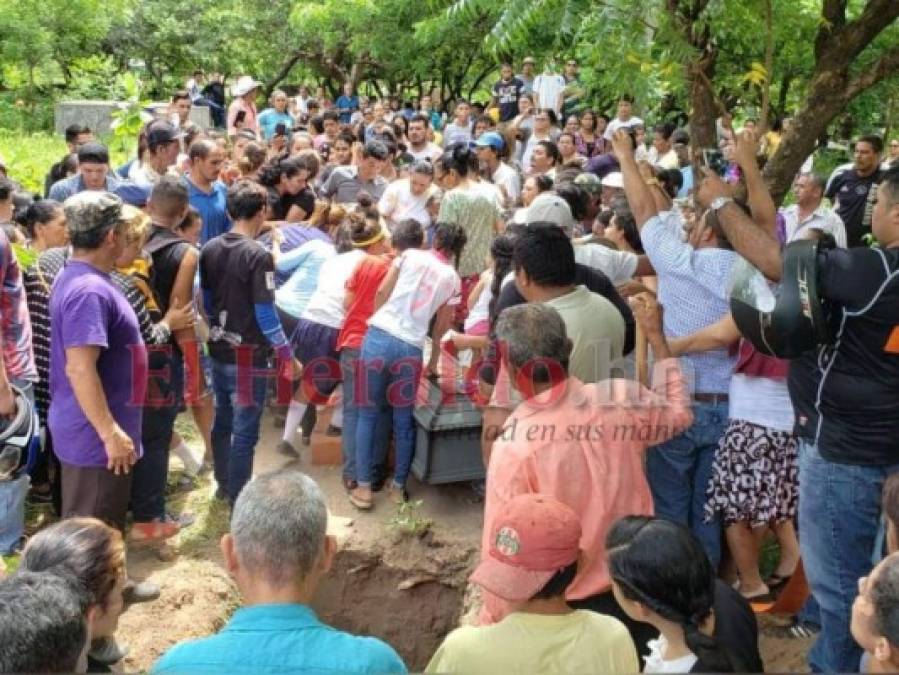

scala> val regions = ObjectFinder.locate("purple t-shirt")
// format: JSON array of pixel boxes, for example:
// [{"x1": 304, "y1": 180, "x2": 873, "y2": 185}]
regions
[{"x1": 48, "y1": 260, "x2": 147, "y2": 468}]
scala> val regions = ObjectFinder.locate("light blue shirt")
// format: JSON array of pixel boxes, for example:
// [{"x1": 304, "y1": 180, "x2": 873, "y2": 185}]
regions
[
  {"x1": 48, "y1": 173, "x2": 122, "y2": 203},
  {"x1": 274, "y1": 239, "x2": 336, "y2": 319},
  {"x1": 152, "y1": 603, "x2": 407, "y2": 674},
  {"x1": 640, "y1": 210, "x2": 737, "y2": 394},
  {"x1": 258, "y1": 109, "x2": 295, "y2": 140}
]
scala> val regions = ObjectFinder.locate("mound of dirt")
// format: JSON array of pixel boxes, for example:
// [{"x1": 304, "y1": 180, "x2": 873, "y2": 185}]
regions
[{"x1": 119, "y1": 558, "x2": 238, "y2": 671}]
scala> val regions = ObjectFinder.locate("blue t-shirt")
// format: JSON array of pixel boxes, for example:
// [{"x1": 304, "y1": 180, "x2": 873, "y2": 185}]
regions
[
  {"x1": 48, "y1": 261, "x2": 146, "y2": 467},
  {"x1": 258, "y1": 108, "x2": 295, "y2": 140},
  {"x1": 186, "y1": 178, "x2": 231, "y2": 244},
  {"x1": 335, "y1": 95, "x2": 359, "y2": 124},
  {"x1": 152, "y1": 603, "x2": 407, "y2": 675}
]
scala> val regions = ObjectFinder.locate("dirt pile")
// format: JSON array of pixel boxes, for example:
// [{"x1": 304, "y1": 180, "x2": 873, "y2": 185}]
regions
[
  {"x1": 119, "y1": 558, "x2": 238, "y2": 671},
  {"x1": 313, "y1": 532, "x2": 477, "y2": 670}
]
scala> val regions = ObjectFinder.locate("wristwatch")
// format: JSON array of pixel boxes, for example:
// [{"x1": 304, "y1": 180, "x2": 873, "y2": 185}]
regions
[{"x1": 710, "y1": 196, "x2": 734, "y2": 212}]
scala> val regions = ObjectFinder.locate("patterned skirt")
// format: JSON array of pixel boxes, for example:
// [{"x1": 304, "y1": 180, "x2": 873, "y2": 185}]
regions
[{"x1": 704, "y1": 419, "x2": 799, "y2": 527}]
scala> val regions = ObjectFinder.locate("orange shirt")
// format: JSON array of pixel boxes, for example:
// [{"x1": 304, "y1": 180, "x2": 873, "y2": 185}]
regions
[{"x1": 480, "y1": 359, "x2": 693, "y2": 624}]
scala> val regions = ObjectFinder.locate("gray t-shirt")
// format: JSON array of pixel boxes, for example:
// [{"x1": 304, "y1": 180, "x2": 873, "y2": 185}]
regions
[
  {"x1": 320, "y1": 166, "x2": 387, "y2": 204},
  {"x1": 442, "y1": 122, "x2": 472, "y2": 148}
]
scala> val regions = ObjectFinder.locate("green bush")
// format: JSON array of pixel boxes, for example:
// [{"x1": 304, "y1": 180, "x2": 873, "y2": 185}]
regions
[{"x1": 0, "y1": 131, "x2": 130, "y2": 195}]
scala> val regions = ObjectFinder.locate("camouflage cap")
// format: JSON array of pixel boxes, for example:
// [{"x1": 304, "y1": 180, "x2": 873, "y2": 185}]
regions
[
  {"x1": 573, "y1": 171, "x2": 602, "y2": 195},
  {"x1": 63, "y1": 191, "x2": 125, "y2": 234}
]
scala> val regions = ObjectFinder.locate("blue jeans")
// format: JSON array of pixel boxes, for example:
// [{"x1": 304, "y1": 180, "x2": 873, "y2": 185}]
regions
[
  {"x1": 340, "y1": 348, "x2": 390, "y2": 482},
  {"x1": 799, "y1": 439, "x2": 899, "y2": 672},
  {"x1": 210, "y1": 359, "x2": 268, "y2": 503},
  {"x1": 646, "y1": 400, "x2": 727, "y2": 569},
  {"x1": 0, "y1": 380, "x2": 35, "y2": 552},
  {"x1": 354, "y1": 327, "x2": 421, "y2": 488}
]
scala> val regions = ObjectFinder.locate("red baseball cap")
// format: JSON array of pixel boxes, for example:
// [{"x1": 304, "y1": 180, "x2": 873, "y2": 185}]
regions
[{"x1": 471, "y1": 493, "x2": 581, "y2": 602}]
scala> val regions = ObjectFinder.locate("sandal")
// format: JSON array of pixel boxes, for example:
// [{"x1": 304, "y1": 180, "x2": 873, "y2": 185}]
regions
[
  {"x1": 766, "y1": 572, "x2": 793, "y2": 592},
  {"x1": 348, "y1": 488, "x2": 373, "y2": 511}
]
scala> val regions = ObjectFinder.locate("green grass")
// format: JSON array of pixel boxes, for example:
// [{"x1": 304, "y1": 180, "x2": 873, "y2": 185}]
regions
[{"x1": 0, "y1": 130, "x2": 132, "y2": 195}]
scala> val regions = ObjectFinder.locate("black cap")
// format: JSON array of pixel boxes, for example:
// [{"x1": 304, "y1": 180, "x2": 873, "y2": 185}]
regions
[
  {"x1": 77, "y1": 142, "x2": 110, "y2": 165},
  {"x1": 146, "y1": 121, "x2": 184, "y2": 150}
]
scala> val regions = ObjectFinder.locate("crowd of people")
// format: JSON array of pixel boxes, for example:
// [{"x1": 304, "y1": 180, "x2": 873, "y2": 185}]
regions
[{"x1": 0, "y1": 58, "x2": 897, "y2": 673}]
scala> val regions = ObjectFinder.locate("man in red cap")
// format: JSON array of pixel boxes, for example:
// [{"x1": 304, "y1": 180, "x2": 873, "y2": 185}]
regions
[{"x1": 426, "y1": 493, "x2": 638, "y2": 674}]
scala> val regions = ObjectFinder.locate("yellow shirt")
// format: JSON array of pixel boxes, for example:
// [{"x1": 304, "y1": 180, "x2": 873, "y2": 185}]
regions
[{"x1": 425, "y1": 610, "x2": 639, "y2": 674}]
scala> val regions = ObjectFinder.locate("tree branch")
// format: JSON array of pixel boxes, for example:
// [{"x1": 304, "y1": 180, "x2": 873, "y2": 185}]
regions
[
  {"x1": 835, "y1": 0, "x2": 899, "y2": 64},
  {"x1": 846, "y1": 44, "x2": 899, "y2": 99}
]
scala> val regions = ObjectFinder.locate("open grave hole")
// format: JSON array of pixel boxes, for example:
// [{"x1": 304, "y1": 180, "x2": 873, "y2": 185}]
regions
[{"x1": 312, "y1": 532, "x2": 478, "y2": 670}]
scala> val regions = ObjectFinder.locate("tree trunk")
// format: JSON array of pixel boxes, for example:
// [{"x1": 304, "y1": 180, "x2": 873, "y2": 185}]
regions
[
  {"x1": 264, "y1": 51, "x2": 305, "y2": 98},
  {"x1": 763, "y1": 0, "x2": 899, "y2": 205},
  {"x1": 687, "y1": 59, "x2": 719, "y2": 150},
  {"x1": 758, "y1": 0, "x2": 775, "y2": 131},
  {"x1": 763, "y1": 68, "x2": 851, "y2": 205},
  {"x1": 776, "y1": 71, "x2": 794, "y2": 118}
]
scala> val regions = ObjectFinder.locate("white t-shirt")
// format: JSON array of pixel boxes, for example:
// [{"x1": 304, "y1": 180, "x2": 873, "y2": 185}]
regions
[
  {"x1": 369, "y1": 249, "x2": 461, "y2": 348},
  {"x1": 408, "y1": 143, "x2": 443, "y2": 163},
  {"x1": 492, "y1": 163, "x2": 521, "y2": 206},
  {"x1": 533, "y1": 74, "x2": 566, "y2": 113},
  {"x1": 604, "y1": 116, "x2": 645, "y2": 140},
  {"x1": 378, "y1": 179, "x2": 434, "y2": 230},
  {"x1": 300, "y1": 249, "x2": 365, "y2": 329},
  {"x1": 464, "y1": 269, "x2": 493, "y2": 332},
  {"x1": 728, "y1": 373, "x2": 795, "y2": 432},
  {"x1": 644, "y1": 637, "x2": 698, "y2": 673},
  {"x1": 573, "y1": 243, "x2": 639, "y2": 285},
  {"x1": 521, "y1": 132, "x2": 554, "y2": 174}
]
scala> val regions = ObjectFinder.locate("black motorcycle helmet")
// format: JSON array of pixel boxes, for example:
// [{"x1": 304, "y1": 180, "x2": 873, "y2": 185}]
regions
[{"x1": 730, "y1": 237, "x2": 834, "y2": 359}]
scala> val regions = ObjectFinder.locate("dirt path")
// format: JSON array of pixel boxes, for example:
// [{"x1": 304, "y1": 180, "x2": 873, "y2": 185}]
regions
[{"x1": 103, "y1": 412, "x2": 811, "y2": 671}]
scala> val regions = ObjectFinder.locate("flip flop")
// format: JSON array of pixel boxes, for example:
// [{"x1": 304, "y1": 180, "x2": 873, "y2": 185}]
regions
[
  {"x1": 348, "y1": 491, "x2": 372, "y2": 511},
  {"x1": 766, "y1": 572, "x2": 793, "y2": 591}
]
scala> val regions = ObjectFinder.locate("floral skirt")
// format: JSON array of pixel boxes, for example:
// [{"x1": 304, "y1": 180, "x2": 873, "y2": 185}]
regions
[{"x1": 704, "y1": 419, "x2": 799, "y2": 527}]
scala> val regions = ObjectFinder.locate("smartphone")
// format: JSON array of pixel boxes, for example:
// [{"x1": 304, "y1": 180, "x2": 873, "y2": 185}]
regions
[
  {"x1": 274, "y1": 122, "x2": 287, "y2": 137},
  {"x1": 702, "y1": 148, "x2": 728, "y2": 177}
]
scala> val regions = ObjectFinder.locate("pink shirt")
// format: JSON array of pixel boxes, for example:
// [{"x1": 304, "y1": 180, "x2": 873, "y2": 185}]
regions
[
  {"x1": 227, "y1": 98, "x2": 258, "y2": 137},
  {"x1": 480, "y1": 359, "x2": 692, "y2": 624}
]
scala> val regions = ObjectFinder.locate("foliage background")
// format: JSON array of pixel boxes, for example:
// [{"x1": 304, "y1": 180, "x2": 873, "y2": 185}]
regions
[{"x1": 0, "y1": 0, "x2": 895, "y2": 134}]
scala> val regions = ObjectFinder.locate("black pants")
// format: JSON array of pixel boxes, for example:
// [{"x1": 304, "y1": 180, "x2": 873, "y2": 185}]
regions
[
  {"x1": 132, "y1": 350, "x2": 183, "y2": 522},
  {"x1": 570, "y1": 589, "x2": 657, "y2": 658}
]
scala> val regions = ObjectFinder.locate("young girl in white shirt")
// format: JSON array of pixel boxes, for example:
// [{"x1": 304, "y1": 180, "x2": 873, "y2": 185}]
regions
[{"x1": 607, "y1": 516, "x2": 757, "y2": 673}]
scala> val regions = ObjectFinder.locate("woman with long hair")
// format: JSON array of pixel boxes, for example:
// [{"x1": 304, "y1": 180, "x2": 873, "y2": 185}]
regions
[
  {"x1": 435, "y1": 145, "x2": 503, "y2": 322},
  {"x1": 607, "y1": 516, "x2": 763, "y2": 673},
  {"x1": 277, "y1": 200, "x2": 390, "y2": 456},
  {"x1": 575, "y1": 109, "x2": 611, "y2": 158},
  {"x1": 257, "y1": 155, "x2": 315, "y2": 222},
  {"x1": 20, "y1": 517, "x2": 127, "y2": 671}
]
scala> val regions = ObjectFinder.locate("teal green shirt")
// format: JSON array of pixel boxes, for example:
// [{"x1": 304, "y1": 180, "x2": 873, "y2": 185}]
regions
[{"x1": 152, "y1": 603, "x2": 407, "y2": 674}]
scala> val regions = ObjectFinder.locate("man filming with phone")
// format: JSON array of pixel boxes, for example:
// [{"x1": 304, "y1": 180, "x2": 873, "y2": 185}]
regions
[{"x1": 610, "y1": 128, "x2": 738, "y2": 569}]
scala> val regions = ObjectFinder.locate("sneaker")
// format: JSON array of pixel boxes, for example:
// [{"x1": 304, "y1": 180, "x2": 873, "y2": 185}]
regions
[
  {"x1": 122, "y1": 578, "x2": 160, "y2": 604},
  {"x1": 88, "y1": 636, "x2": 129, "y2": 665},
  {"x1": 300, "y1": 433, "x2": 311, "y2": 447},
  {"x1": 168, "y1": 512, "x2": 196, "y2": 529},
  {"x1": 325, "y1": 424, "x2": 342, "y2": 437},
  {"x1": 129, "y1": 519, "x2": 181, "y2": 544},
  {"x1": 214, "y1": 485, "x2": 228, "y2": 501},
  {"x1": 171, "y1": 442, "x2": 201, "y2": 476},
  {"x1": 770, "y1": 618, "x2": 821, "y2": 639},
  {"x1": 276, "y1": 440, "x2": 300, "y2": 459}
]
